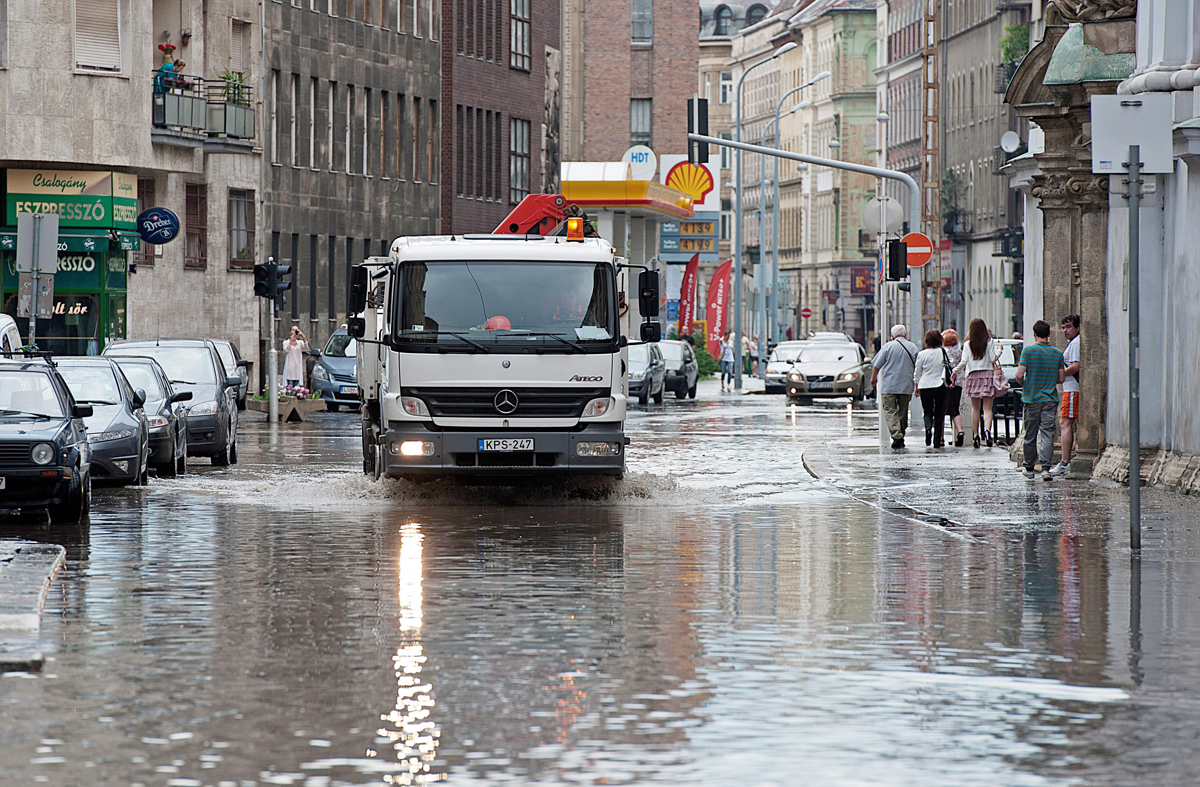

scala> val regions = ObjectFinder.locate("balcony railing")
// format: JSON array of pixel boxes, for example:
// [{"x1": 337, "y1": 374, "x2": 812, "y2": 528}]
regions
[{"x1": 152, "y1": 71, "x2": 256, "y2": 148}]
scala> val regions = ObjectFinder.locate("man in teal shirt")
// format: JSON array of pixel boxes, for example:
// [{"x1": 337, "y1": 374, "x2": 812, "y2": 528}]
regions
[{"x1": 1016, "y1": 320, "x2": 1065, "y2": 480}]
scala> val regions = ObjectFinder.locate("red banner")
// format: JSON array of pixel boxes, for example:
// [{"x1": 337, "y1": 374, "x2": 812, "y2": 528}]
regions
[
  {"x1": 678, "y1": 253, "x2": 699, "y2": 339},
  {"x1": 705, "y1": 259, "x2": 732, "y2": 359}
]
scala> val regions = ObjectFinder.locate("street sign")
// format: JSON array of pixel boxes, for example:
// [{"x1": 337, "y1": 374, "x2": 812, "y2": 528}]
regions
[
  {"x1": 1090, "y1": 94, "x2": 1173, "y2": 174},
  {"x1": 800, "y1": 307, "x2": 812, "y2": 319},
  {"x1": 862, "y1": 197, "x2": 903, "y2": 234},
  {"x1": 17, "y1": 273, "x2": 54, "y2": 319},
  {"x1": 902, "y1": 232, "x2": 934, "y2": 268},
  {"x1": 16, "y1": 212, "x2": 59, "y2": 274}
]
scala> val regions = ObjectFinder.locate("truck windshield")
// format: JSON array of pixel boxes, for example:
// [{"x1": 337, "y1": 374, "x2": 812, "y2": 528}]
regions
[{"x1": 395, "y1": 261, "x2": 617, "y2": 349}]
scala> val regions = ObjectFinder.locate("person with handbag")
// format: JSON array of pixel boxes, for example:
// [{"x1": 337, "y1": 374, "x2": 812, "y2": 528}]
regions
[
  {"x1": 871, "y1": 324, "x2": 920, "y2": 449},
  {"x1": 913, "y1": 329, "x2": 951, "y2": 448},
  {"x1": 953, "y1": 318, "x2": 1002, "y2": 447},
  {"x1": 941, "y1": 329, "x2": 965, "y2": 446}
]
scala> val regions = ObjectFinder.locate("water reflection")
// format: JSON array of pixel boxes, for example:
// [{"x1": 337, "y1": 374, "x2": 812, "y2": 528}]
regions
[{"x1": 380, "y1": 521, "x2": 442, "y2": 784}]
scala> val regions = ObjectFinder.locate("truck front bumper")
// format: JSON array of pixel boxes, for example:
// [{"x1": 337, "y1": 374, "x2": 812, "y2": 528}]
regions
[{"x1": 381, "y1": 423, "x2": 626, "y2": 477}]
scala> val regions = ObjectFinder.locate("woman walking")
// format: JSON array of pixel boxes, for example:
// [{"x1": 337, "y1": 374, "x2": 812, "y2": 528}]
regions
[
  {"x1": 941, "y1": 328, "x2": 965, "y2": 446},
  {"x1": 719, "y1": 329, "x2": 735, "y2": 392},
  {"x1": 953, "y1": 318, "x2": 1001, "y2": 447},
  {"x1": 913, "y1": 330, "x2": 951, "y2": 447}
]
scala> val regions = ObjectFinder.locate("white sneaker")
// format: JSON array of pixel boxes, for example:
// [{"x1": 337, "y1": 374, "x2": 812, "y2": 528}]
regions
[
  {"x1": 1042, "y1": 470, "x2": 1053, "y2": 481},
  {"x1": 1022, "y1": 468, "x2": 1035, "y2": 480},
  {"x1": 1048, "y1": 462, "x2": 1070, "y2": 477}
]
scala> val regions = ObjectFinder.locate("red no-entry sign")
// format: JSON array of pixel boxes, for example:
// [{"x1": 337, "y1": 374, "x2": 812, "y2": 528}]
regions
[
  {"x1": 800, "y1": 307, "x2": 812, "y2": 319},
  {"x1": 903, "y1": 232, "x2": 934, "y2": 268}
]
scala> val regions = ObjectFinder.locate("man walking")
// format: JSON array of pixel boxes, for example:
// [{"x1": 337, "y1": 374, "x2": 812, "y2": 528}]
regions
[
  {"x1": 1016, "y1": 320, "x2": 1065, "y2": 480},
  {"x1": 871, "y1": 324, "x2": 919, "y2": 449},
  {"x1": 1048, "y1": 314, "x2": 1080, "y2": 477}
]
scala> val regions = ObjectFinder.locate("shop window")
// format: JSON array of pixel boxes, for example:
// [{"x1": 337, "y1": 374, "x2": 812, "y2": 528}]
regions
[
  {"x1": 4, "y1": 294, "x2": 101, "y2": 356},
  {"x1": 185, "y1": 183, "x2": 208, "y2": 269},
  {"x1": 228, "y1": 189, "x2": 255, "y2": 270},
  {"x1": 509, "y1": 117, "x2": 530, "y2": 204}
]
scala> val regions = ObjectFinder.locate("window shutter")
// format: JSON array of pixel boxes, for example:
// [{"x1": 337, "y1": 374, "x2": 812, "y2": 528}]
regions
[
  {"x1": 230, "y1": 20, "x2": 247, "y2": 74},
  {"x1": 75, "y1": 0, "x2": 122, "y2": 72}
]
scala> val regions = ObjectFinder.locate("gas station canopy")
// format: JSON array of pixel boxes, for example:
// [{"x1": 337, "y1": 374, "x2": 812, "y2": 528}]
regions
[{"x1": 560, "y1": 162, "x2": 695, "y2": 220}]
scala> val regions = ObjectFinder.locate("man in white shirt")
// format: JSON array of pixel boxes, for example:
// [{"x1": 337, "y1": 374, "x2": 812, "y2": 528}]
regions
[
  {"x1": 871, "y1": 324, "x2": 920, "y2": 449},
  {"x1": 1050, "y1": 314, "x2": 1080, "y2": 476}
]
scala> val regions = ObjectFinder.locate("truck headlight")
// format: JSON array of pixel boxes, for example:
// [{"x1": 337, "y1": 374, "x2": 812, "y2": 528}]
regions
[
  {"x1": 31, "y1": 443, "x2": 55, "y2": 465},
  {"x1": 392, "y1": 440, "x2": 435, "y2": 456},
  {"x1": 837, "y1": 372, "x2": 858, "y2": 382},
  {"x1": 401, "y1": 396, "x2": 430, "y2": 417},
  {"x1": 312, "y1": 365, "x2": 329, "y2": 380},
  {"x1": 576, "y1": 441, "x2": 621, "y2": 457},
  {"x1": 581, "y1": 398, "x2": 611, "y2": 418}
]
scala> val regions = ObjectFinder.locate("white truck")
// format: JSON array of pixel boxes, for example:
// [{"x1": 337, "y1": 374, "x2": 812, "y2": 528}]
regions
[{"x1": 348, "y1": 219, "x2": 661, "y2": 480}]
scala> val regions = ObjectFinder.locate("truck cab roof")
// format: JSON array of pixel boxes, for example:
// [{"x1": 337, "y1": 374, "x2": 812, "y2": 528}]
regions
[{"x1": 388, "y1": 234, "x2": 616, "y2": 264}]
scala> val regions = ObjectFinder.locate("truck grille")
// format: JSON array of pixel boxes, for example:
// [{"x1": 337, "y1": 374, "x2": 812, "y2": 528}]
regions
[
  {"x1": 404, "y1": 387, "x2": 608, "y2": 418},
  {"x1": 0, "y1": 443, "x2": 33, "y2": 463}
]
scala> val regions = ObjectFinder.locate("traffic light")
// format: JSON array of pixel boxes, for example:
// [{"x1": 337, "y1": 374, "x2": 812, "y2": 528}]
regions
[
  {"x1": 687, "y1": 97, "x2": 709, "y2": 165},
  {"x1": 886, "y1": 239, "x2": 906, "y2": 281},
  {"x1": 253, "y1": 261, "x2": 274, "y2": 298},
  {"x1": 273, "y1": 264, "x2": 292, "y2": 312}
]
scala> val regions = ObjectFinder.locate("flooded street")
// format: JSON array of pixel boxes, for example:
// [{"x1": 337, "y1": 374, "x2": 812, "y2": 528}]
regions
[{"x1": 4, "y1": 381, "x2": 1200, "y2": 786}]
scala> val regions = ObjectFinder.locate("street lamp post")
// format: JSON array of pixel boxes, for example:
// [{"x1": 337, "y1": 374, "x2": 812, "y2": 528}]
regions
[
  {"x1": 734, "y1": 40, "x2": 796, "y2": 390},
  {"x1": 770, "y1": 71, "x2": 829, "y2": 347}
]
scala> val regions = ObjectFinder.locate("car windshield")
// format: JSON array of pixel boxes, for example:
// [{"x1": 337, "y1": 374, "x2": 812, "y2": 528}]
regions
[
  {"x1": 59, "y1": 364, "x2": 122, "y2": 406},
  {"x1": 628, "y1": 345, "x2": 649, "y2": 363},
  {"x1": 0, "y1": 371, "x2": 64, "y2": 417},
  {"x1": 797, "y1": 346, "x2": 856, "y2": 364},
  {"x1": 114, "y1": 362, "x2": 166, "y2": 399},
  {"x1": 659, "y1": 343, "x2": 684, "y2": 361},
  {"x1": 394, "y1": 261, "x2": 617, "y2": 348},
  {"x1": 324, "y1": 333, "x2": 357, "y2": 358},
  {"x1": 770, "y1": 346, "x2": 805, "y2": 364},
  {"x1": 107, "y1": 346, "x2": 218, "y2": 385},
  {"x1": 214, "y1": 342, "x2": 235, "y2": 370},
  {"x1": 997, "y1": 342, "x2": 1023, "y2": 367}
]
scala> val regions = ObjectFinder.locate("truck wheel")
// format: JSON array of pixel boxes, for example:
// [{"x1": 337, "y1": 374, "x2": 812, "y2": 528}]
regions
[{"x1": 362, "y1": 401, "x2": 380, "y2": 475}]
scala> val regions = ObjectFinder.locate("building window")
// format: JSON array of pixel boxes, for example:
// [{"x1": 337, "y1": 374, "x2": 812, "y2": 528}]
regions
[
  {"x1": 719, "y1": 131, "x2": 732, "y2": 169},
  {"x1": 230, "y1": 20, "x2": 250, "y2": 74},
  {"x1": 630, "y1": 98, "x2": 651, "y2": 146},
  {"x1": 509, "y1": 117, "x2": 530, "y2": 204},
  {"x1": 346, "y1": 85, "x2": 354, "y2": 174},
  {"x1": 631, "y1": 0, "x2": 652, "y2": 44},
  {"x1": 428, "y1": 99, "x2": 438, "y2": 183},
  {"x1": 75, "y1": 0, "x2": 122, "y2": 72},
  {"x1": 363, "y1": 87, "x2": 371, "y2": 176},
  {"x1": 309, "y1": 77, "x2": 318, "y2": 169},
  {"x1": 396, "y1": 93, "x2": 406, "y2": 179},
  {"x1": 135, "y1": 178, "x2": 157, "y2": 268},
  {"x1": 328, "y1": 81, "x2": 337, "y2": 170},
  {"x1": 290, "y1": 73, "x2": 299, "y2": 166},
  {"x1": 746, "y1": 4, "x2": 766, "y2": 25},
  {"x1": 714, "y1": 6, "x2": 732, "y2": 36},
  {"x1": 185, "y1": 183, "x2": 207, "y2": 270},
  {"x1": 228, "y1": 189, "x2": 255, "y2": 270},
  {"x1": 719, "y1": 71, "x2": 733, "y2": 104},
  {"x1": 510, "y1": 0, "x2": 530, "y2": 71},
  {"x1": 412, "y1": 97, "x2": 422, "y2": 182},
  {"x1": 720, "y1": 212, "x2": 730, "y2": 241},
  {"x1": 270, "y1": 70, "x2": 280, "y2": 165}
]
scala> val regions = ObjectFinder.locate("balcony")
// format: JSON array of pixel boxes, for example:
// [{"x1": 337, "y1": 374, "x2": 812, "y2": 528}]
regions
[{"x1": 152, "y1": 71, "x2": 256, "y2": 152}]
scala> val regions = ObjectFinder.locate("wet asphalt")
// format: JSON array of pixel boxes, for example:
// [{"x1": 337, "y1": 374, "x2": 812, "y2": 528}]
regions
[{"x1": 2, "y1": 380, "x2": 1200, "y2": 786}]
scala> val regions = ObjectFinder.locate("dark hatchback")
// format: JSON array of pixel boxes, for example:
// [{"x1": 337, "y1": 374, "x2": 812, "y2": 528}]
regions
[
  {"x1": 57, "y1": 358, "x2": 151, "y2": 486},
  {"x1": 628, "y1": 343, "x2": 666, "y2": 405},
  {"x1": 0, "y1": 360, "x2": 92, "y2": 522},
  {"x1": 111, "y1": 356, "x2": 192, "y2": 477},
  {"x1": 104, "y1": 339, "x2": 240, "y2": 465}
]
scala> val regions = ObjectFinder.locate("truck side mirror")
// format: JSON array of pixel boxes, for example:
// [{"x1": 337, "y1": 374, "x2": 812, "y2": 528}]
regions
[
  {"x1": 348, "y1": 265, "x2": 369, "y2": 314},
  {"x1": 346, "y1": 316, "x2": 366, "y2": 339},
  {"x1": 640, "y1": 322, "x2": 661, "y2": 343},
  {"x1": 638, "y1": 270, "x2": 660, "y2": 318}
]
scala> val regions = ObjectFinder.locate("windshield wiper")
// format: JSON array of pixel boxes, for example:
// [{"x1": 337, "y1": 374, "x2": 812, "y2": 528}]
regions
[
  {"x1": 432, "y1": 332, "x2": 491, "y2": 354},
  {"x1": 171, "y1": 380, "x2": 199, "y2": 385},
  {"x1": 515, "y1": 332, "x2": 587, "y2": 354},
  {"x1": 76, "y1": 400, "x2": 120, "y2": 405},
  {"x1": 0, "y1": 408, "x2": 51, "y2": 419}
]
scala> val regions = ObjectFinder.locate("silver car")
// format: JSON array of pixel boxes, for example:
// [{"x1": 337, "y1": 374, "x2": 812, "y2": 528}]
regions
[
  {"x1": 765, "y1": 341, "x2": 810, "y2": 393},
  {"x1": 785, "y1": 342, "x2": 875, "y2": 401}
]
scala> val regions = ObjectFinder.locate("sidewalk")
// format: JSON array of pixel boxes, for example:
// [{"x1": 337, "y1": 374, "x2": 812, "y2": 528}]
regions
[{"x1": 0, "y1": 539, "x2": 65, "y2": 671}]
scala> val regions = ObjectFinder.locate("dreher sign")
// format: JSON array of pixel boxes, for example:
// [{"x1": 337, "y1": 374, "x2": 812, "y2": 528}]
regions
[{"x1": 136, "y1": 208, "x2": 181, "y2": 244}]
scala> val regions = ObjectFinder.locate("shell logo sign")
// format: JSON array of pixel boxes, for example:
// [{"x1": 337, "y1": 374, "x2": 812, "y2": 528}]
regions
[{"x1": 664, "y1": 162, "x2": 714, "y2": 204}]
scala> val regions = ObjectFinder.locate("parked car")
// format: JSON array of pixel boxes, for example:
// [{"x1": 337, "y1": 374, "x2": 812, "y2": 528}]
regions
[
  {"x1": 0, "y1": 315, "x2": 23, "y2": 358},
  {"x1": 0, "y1": 360, "x2": 92, "y2": 522},
  {"x1": 628, "y1": 342, "x2": 666, "y2": 405},
  {"x1": 57, "y1": 358, "x2": 151, "y2": 486},
  {"x1": 311, "y1": 329, "x2": 359, "y2": 412},
  {"x1": 211, "y1": 339, "x2": 251, "y2": 410},
  {"x1": 658, "y1": 339, "x2": 698, "y2": 399},
  {"x1": 992, "y1": 338, "x2": 1025, "y2": 419},
  {"x1": 111, "y1": 356, "x2": 192, "y2": 478},
  {"x1": 765, "y1": 341, "x2": 810, "y2": 393},
  {"x1": 786, "y1": 342, "x2": 875, "y2": 401},
  {"x1": 806, "y1": 331, "x2": 857, "y2": 343},
  {"x1": 104, "y1": 339, "x2": 240, "y2": 466}
]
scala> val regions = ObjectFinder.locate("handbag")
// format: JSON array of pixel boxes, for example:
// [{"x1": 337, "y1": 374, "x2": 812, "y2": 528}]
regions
[
  {"x1": 941, "y1": 348, "x2": 953, "y2": 388},
  {"x1": 992, "y1": 352, "x2": 1011, "y2": 395}
]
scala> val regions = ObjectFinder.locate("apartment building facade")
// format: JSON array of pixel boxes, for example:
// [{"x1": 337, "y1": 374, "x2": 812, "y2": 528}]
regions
[
  {"x1": 261, "y1": 0, "x2": 441, "y2": 358},
  {"x1": 0, "y1": 0, "x2": 261, "y2": 362}
]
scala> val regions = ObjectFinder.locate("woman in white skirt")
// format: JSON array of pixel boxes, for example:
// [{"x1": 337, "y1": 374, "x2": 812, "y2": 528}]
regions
[{"x1": 953, "y1": 318, "x2": 1001, "y2": 447}]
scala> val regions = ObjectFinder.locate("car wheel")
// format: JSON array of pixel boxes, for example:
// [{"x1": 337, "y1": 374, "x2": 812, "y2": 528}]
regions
[
  {"x1": 688, "y1": 381, "x2": 697, "y2": 399},
  {"x1": 211, "y1": 440, "x2": 231, "y2": 466},
  {"x1": 176, "y1": 434, "x2": 187, "y2": 476},
  {"x1": 638, "y1": 389, "x2": 648, "y2": 405},
  {"x1": 327, "y1": 402, "x2": 341, "y2": 412},
  {"x1": 652, "y1": 385, "x2": 664, "y2": 404},
  {"x1": 137, "y1": 454, "x2": 150, "y2": 486},
  {"x1": 674, "y1": 386, "x2": 687, "y2": 399},
  {"x1": 50, "y1": 464, "x2": 88, "y2": 524},
  {"x1": 237, "y1": 395, "x2": 247, "y2": 411},
  {"x1": 229, "y1": 439, "x2": 238, "y2": 465}
]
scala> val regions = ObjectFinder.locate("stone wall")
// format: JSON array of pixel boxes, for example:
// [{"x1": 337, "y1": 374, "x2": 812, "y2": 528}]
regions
[{"x1": 1095, "y1": 446, "x2": 1200, "y2": 496}]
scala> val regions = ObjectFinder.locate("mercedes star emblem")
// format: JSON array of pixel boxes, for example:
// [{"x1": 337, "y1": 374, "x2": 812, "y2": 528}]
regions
[
  {"x1": 494, "y1": 389, "x2": 519, "y2": 414},
  {"x1": 502, "y1": 360, "x2": 511, "y2": 368}
]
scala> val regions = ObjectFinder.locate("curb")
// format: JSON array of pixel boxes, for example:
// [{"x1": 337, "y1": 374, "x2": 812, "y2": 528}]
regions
[{"x1": 0, "y1": 541, "x2": 65, "y2": 631}]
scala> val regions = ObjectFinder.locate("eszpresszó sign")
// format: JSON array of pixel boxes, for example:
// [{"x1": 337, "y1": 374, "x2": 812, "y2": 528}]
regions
[
  {"x1": 136, "y1": 208, "x2": 180, "y2": 244},
  {"x1": 5, "y1": 169, "x2": 138, "y2": 230}
]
